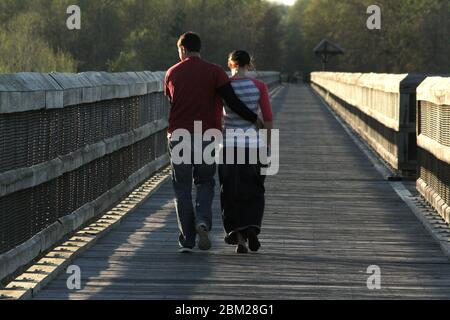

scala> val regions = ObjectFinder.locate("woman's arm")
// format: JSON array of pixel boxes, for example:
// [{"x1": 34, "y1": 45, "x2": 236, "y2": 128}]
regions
[{"x1": 253, "y1": 80, "x2": 274, "y2": 146}]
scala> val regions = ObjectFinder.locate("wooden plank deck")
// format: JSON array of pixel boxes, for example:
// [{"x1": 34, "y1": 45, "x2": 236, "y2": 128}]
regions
[{"x1": 34, "y1": 84, "x2": 450, "y2": 300}]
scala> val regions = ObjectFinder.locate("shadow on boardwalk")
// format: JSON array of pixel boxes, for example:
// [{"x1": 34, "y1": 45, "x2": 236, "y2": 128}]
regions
[{"x1": 35, "y1": 85, "x2": 450, "y2": 300}]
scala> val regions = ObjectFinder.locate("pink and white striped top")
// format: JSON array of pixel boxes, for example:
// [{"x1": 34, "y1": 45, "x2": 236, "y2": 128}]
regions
[{"x1": 223, "y1": 77, "x2": 273, "y2": 148}]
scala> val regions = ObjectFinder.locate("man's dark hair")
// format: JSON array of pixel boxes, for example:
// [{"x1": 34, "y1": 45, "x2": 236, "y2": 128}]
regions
[{"x1": 177, "y1": 32, "x2": 202, "y2": 53}]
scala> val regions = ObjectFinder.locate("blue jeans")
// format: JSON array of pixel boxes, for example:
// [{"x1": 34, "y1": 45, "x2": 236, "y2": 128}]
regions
[{"x1": 169, "y1": 138, "x2": 216, "y2": 248}]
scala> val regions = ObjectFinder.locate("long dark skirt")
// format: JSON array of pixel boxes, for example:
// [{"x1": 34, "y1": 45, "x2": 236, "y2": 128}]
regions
[{"x1": 218, "y1": 147, "x2": 266, "y2": 245}]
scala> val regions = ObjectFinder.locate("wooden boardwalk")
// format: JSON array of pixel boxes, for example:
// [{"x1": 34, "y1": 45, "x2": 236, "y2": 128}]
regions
[{"x1": 35, "y1": 85, "x2": 450, "y2": 300}]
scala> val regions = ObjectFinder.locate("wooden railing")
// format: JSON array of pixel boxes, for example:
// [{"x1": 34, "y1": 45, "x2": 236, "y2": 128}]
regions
[
  {"x1": 416, "y1": 77, "x2": 450, "y2": 224},
  {"x1": 0, "y1": 71, "x2": 170, "y2": 281}
]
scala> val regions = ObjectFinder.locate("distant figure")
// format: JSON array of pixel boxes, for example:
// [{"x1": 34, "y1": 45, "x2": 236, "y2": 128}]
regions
[
  {"x1": 219, "y1": 50, "x2": 274, "y2": 253},
  {"x1": 164, "y1": 32, "x2": 263, "y2": 253}
]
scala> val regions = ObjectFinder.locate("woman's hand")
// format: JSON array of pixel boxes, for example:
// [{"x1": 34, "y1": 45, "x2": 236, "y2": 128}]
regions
[{"x1": 256, "y1": 117, "x2": 265, "y2": 129}]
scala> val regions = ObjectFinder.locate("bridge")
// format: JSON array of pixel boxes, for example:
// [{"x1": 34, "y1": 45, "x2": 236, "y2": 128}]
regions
[{"x1": 0, "y1": 71, "x2": 450, "y2": 300}]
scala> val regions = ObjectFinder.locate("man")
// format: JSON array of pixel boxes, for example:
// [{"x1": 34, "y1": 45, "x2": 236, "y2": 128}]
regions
[{"x1": 164, "y1": 32, "x2": 262, "y2": 253}]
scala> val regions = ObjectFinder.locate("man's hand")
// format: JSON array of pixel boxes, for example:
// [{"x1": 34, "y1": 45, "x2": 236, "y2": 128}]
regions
[{"x1": 256, "y1": 117, "x2": 265, "y2": 129}]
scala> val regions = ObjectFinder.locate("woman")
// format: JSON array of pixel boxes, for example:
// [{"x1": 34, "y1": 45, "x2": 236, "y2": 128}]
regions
[{"x1": 219, "y1": 50, "x2": 274, "y2": 254}]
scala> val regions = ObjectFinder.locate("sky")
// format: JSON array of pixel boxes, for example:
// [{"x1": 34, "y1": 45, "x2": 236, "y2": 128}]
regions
[{"x1": 267, "y1": 0, "x2": 296, "y2": 5}]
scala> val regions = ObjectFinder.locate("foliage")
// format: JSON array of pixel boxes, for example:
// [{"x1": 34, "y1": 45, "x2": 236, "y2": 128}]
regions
[
  {"x1": 0, "y1": 11, "x2": 76, "y2": 73},
  {"x1": 0, "y1": 0, "x2": 447, "y2": 74},
  {"x1": 284, "y1": 0, "x2": 450, "y2": 73}
]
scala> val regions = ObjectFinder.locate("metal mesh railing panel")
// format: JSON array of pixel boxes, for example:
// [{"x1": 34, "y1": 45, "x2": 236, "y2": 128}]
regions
[
  {"x1": 419, "y1": 148, "x2": 450, "y2": 206},
  {"x1": 0, "y1": 131, "x2": 167, "y2": 254},
  {"x1": 0, "y1": 92, "x2": 170, "y2": 174},
  {"x1": 420, "y1": 101, "x2": 450, "y2": 148}
]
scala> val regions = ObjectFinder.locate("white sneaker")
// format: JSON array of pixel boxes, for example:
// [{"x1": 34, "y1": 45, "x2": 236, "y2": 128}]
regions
[
  {"x1": 196, "y1": 224, "x2": 212, "y2": 251},
  {"x1": 178, "y1": 246, "x2": 194, "y2": 253}
]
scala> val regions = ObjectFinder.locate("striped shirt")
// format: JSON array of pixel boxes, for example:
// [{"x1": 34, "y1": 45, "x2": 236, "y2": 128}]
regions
[{"x1": 223, "y1": 77, "x2": 273, "y2": 148}]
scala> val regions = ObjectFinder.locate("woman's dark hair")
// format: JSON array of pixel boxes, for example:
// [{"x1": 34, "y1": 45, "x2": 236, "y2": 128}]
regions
[
  {"x1": 229, "y1": 50, "x2": 253, "y2": 68},
  {"x1": 177, "y1": 32, "x2": 202, "y2": 52}
]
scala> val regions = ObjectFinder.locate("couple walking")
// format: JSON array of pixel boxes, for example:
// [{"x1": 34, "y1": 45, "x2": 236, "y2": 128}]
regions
[{"x1": 164, "y1": 32, "x2": 274, "y2": 254}]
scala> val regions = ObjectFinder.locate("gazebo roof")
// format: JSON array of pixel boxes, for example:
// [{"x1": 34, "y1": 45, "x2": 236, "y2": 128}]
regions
[{"x1": 313, "y1": 39, "x2": 344, "y2": 55}]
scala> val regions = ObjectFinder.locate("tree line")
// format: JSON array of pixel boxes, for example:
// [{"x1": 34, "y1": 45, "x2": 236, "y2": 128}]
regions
[{"x1": 0, "y1": 0, "x2": 448, "y2": 76}]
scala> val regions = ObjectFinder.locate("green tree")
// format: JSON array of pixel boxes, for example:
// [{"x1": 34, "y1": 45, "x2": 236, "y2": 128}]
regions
[
  {"x1": 0, "y1": 12, "x2": 76, "y2": 73},
  {"x1": 0, "y1": 0, "x2": 447, "y2": 74}
]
